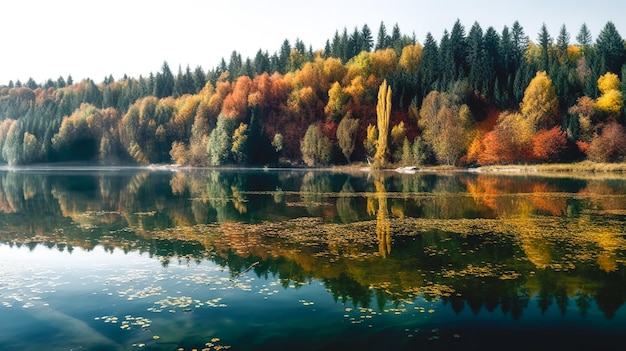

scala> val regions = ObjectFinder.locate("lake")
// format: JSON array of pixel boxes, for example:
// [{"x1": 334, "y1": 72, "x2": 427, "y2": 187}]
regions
[{"x1": 1, "y1": 167, "x2": 625, "y2": 350}]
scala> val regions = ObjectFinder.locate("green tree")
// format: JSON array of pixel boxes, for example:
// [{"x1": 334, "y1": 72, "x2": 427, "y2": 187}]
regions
[
  {"x1": 537, "y1": 23, "x2": 552, "y2": 71},
  {"x1": 596, "y1": 21, "x2": 625, "y2": 74},
  {"x1": 419, "y1": 32, "x2": 440, "y2": 93},
  {"x1": 556, "y1": 24, "x2": 570, "y2": 61},
  {"x1": 154, "y1": 61, "x2": 175, "y2": 98},
  {"x1": 375, "y1": 21, "x2": 389, "y2": 50},
  {"x1": 361, "y1": 24, "x2": 374, "y2": 52},
  {"x1": 576, "y1": 23, "x2": 592, "y2": 52},
  {"x1": 336, "y1": 113, "x2": 359, "y2": 163},
  {"x1": 419, "y1": 91, "x2": 473, "y2": 165},
  {"x1": 208, "y1": 114, "x2": 237, "y2": 165},
  {"x1": 300, "y1": 124, "x2": 332, "y2": 166},
  {"x1": 511, "y1": 21, "x2": 529, "y2": 63}
]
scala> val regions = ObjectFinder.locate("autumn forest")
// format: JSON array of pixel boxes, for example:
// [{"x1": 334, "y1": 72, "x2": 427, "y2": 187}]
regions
[{"x1": 1, "y1": 20, "x2": 625, "y2": 167}]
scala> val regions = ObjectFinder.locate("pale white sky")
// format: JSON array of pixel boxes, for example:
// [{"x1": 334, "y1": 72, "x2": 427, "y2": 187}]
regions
[{"x1": 1, "y1": 0, "x2": 624, "y2": 85}]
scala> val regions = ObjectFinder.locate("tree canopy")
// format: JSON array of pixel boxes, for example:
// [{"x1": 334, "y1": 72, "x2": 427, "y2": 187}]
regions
[{"x1": 1, "y1": 19, "x2": 626, "y2": 167}]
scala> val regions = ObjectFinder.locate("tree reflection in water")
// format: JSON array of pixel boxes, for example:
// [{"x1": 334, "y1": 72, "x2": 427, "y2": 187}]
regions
[{"x1": 0, "y1": 168, "x2": 626, "y2": 319}]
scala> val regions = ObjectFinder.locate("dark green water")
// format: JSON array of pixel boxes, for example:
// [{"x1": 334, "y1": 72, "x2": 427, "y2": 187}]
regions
[{"x1": 1, "y1": 167, "x2": 626, "y2": 350}]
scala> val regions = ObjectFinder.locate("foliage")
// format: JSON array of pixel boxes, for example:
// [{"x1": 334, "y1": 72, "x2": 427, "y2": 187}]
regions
[
  {"x1": 596, "y1": 72, "x2": 623, "y2": 117},
  {"x1": 231, "y1": 122, "x2": 249, "y2": 164},
  {"x1": 336, "y1": 113, "x2": 359, "y2": 162},
  {"x1": 373, "y1": 80, "x2": 391, "y2": 168},
  {"x1": 419, "y1": 90, "x2": 474, "y2": 165},
  {"x1": 208, "y1": 114, "x2": 237, "y2": 166},
  {"x1": 532, "y1": 126, "x2": 568, "y2": 162},
  {"x1": 587, "y1": 122, "x2": 626, "y2": 162},
  {"x1": 364, "y1": 124, "x2": 378, "y2": 159},
  {"x1": 1, "y1": 19, "x2": 626, "y2": 167},
  {"x1": 272, "y1": 133, "x2": 283, "y2": 153},
  {"x1": 520, "y1": 71, "x2": 559, "y2": 132},
  {"x1": 300, "y1": 124, "x2": 332, "y2": 166},
  {"x1": 390, "y1": 121, "x2": 406, "y2": 163}
]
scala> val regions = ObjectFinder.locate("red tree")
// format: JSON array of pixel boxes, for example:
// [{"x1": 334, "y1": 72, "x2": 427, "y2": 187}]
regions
[{"x1": 532, "y1": 126, "x2": 568, "y2": 162}]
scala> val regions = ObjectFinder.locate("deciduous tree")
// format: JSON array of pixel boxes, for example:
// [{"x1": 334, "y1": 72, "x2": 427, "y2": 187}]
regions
[
  {"x1": 532, "y1": 126, "x2": 568, "y2": 162},
  {"x1": 300, "y1": 124, "x2": 332, "y2": 166},
  {"x1": 373, "y1": 80, "x2": 391, "y2": 168},
  {"x1": 587, "y1": 122, "x2": 626, "y2": 162},
  {"x1": 520, "y1": 71, "x2": 559, "y2": 132},
  {"x1": 336, "y1": 113, "x2": 359, "y2": 162},
  {"x1": 596, "y1": 72, "x2": 623, "y2": 117}
]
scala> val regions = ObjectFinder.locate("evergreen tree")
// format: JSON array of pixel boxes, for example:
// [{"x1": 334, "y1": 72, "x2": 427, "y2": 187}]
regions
[
  {"x1": 376, "y1": 21, "x2": 389, "y2": 50},
  {"x1": 339, "y1": 27, "x2": 349, "y2": 62},
  {"x1": 348, "y1": 26, "x2": 361, "y2": 59},
  {"x1": 154, "y1": 61, "x2": 174, "y2": 98},
  {"x1": 253, "y1": 50, "x2": 271, "y2": 75},
  {"x1": 228, "y1": 50, "x2": 243, "y2": 78},
  {"x1": 449, "y1": 19, "x2": 468, "y2": 80},
  {"x1": 556, "y1": 24, "x2": 570, "y2": 61},
  {"x1": 511, "y1": 21, "x2": 529, "y2": 63},
  {"x1": 193, "y1": 66, "x2": 206, "y2": 92},
  {"x1": 596, "y1": 21, "x2": 625, "y2": 74},
  {"x1": 467, "y1": 22, "x2": 484, "y2": 91},
  {"x1": 439, "y1": 30, "x2": 453, "y2": 88},
  {"x1": 324, "y1": 39, "x2": 331, "y2": 58},
  {"x1": 391, "y1": 23, "x2": 401, "y2": 48},
  {"x1": 576, "y1": 23, "x2": 592, "y2": 54},
  {"x1": 26, "y1": 78, "x2": 38, "y2": 89},
  {"x1": 330, "y1": 30, "x2": 342, "y2": 58},
  {"x1": 361, "y1": 23, "x2": 374, "y2": 52},
  {"x1": 278, "y1": 39, "x2": 291, "y2": 74},
  {"x1": 537, "y1": 23, "x2": 552, "y2": 71},
  {"x1": 419, "y1": 32, "x2": 440, "y2": 96},
  {"x1": 56, "y1": 76, "x2": 66, "y2": 88}
]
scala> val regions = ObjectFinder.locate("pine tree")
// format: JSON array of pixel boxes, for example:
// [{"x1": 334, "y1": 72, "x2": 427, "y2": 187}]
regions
[
  {"x1": 376, "y1": 21, "x2": 389, "y2": 50},
  {"x1": 576, "y1": 23, "x2": 592, "y2": 54},
  {"x1": 537, "y1": 23, "x2": 552, "y2": 71},
  {"x1": 361, "y1": 24, "x2": 373, "y2": 52},
  {"x1": 596, "y1": 21, "x2": 625, "y2": 74}
]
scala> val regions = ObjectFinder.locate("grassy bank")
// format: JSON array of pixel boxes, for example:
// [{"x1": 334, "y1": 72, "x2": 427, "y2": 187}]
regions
[{"x1": 474, "y1": 161, "x2": 626, "y2": 173}]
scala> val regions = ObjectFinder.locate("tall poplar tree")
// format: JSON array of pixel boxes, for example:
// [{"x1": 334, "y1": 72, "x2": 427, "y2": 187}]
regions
[{"x1": 373, "y1": 80, "x2": 391, "y2": 168}]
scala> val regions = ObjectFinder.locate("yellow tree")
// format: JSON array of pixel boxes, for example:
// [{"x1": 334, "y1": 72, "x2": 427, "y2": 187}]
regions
[
  {"x1": 399, "y1": 44, "x2": 422, "y2": 72},
  {"x1": 364, "y1": 124, "x2": 378, "y2": 159},
  {"x1": 596, "y1": 72, "x2": 623, "y2": 117},
  {"x1": 324, "y1": 81, "x2": 348, "y2": 121},
  {"x1": 373, "y1": 79, "x2": 391, "y2": 168},
  {"x1": 520, "y1": 71, "x2": 560, "y2": 132}
]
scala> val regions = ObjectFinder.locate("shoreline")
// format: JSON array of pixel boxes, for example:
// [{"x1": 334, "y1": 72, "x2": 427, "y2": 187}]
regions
[{"x1": 1, "y1": 161, "x2": 626, "y2": 176}]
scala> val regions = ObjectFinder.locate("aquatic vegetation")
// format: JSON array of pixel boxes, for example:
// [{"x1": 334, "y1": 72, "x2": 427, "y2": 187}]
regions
[{"x1": 1, "y1": 169, "x2": 626, "y2": 350}]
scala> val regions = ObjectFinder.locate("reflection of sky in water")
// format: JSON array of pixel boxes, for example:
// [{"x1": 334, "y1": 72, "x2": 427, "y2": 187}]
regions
[
  {"x1": 2, "y1": 242, "x2": 626, "y2": 351},
  {"x1": 0, "y1": 244, "x2": 447, "y2": 350}
]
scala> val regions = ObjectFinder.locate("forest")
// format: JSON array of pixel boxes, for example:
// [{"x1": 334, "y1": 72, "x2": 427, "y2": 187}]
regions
[{"x1": 0, "y1": 20, "x2": 625, "y2": 167}]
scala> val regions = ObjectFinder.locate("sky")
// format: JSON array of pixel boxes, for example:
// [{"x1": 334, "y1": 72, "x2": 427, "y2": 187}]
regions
[{"x1": 1, "y1": 0, "x2": 625, "y2": 85}]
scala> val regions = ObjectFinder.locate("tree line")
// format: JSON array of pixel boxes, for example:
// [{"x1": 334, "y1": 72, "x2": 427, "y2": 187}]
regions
[{"x1": 0, "y1": 20, "x2": 625, "y2": 167}]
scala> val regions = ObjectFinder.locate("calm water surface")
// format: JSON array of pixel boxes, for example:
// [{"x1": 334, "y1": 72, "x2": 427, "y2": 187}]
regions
[{"x1": 1, "y1": 167, "x2": 626, "y2": 350}]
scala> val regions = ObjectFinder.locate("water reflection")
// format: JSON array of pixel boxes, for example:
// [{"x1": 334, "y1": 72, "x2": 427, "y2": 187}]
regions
[{"x1": 1, "y1": 169, "x2": 626, "y2": 321}]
